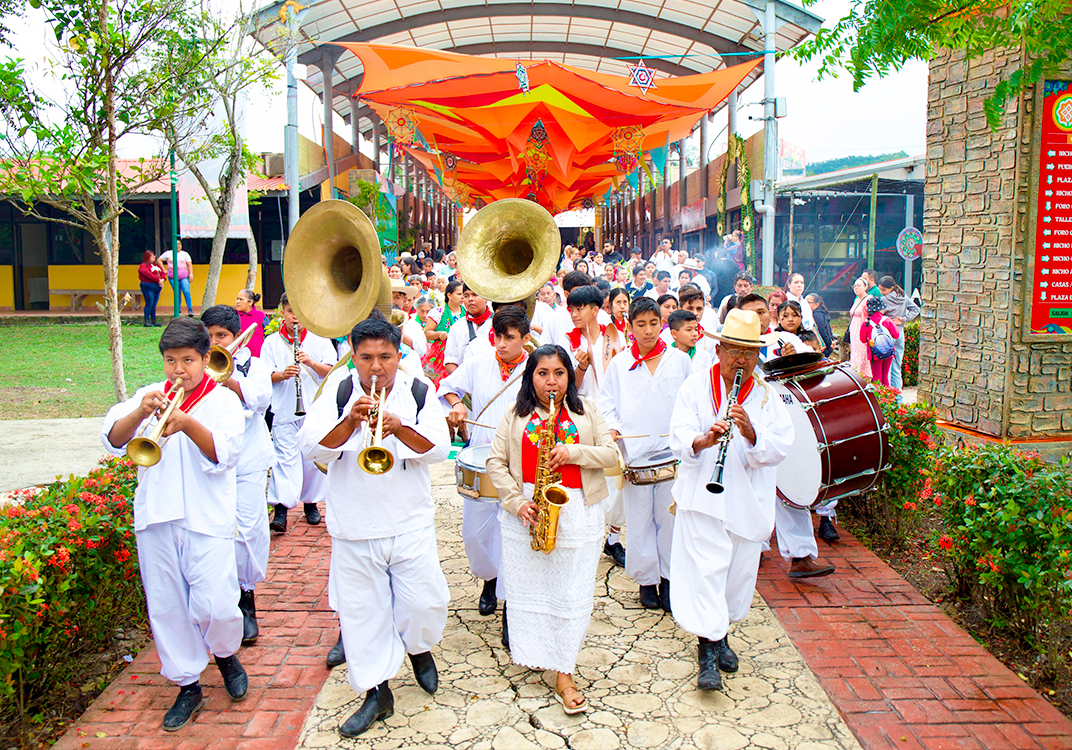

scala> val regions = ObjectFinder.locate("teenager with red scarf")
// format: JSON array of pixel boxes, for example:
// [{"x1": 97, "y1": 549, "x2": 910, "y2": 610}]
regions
[
  {"x1": 559, "y1": 285, "x2": 609, "y2": 400},
  {"x1": 443, "y1": 284, "x2": 493, "y2": 375},
  {"x1": 438, "y1": 307, "x2": 531, "y2": 622},
  {"x1": 597, "y1": 297, "x2": 691, "y2": 612},
  {"x1": 102, "y1": 318, "x2": 249, "y2": 731},
  {"x1": 668, "y1": 308, "x2": 794, "y2": 692}
]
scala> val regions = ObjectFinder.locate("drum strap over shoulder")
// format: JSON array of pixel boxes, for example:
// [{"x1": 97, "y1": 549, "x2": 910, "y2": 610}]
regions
[{"x1": 473, "y1": 370, "x2": 524, "y2": 423}]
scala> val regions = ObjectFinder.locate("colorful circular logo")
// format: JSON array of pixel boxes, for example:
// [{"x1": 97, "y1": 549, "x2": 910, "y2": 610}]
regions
[
  {"x1": 1053, "y1": 93, "x2": 1072, "y2": 132},
  {"x1": 896, "y1": 226, "x2": 923, "y2": 260}
]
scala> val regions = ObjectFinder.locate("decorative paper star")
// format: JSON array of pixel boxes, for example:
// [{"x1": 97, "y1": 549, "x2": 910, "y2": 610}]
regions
[
  {"x1": 516, "y1": 61, "x2": 530, "y2": 94},
  {"x1": 628, "y1": 60, "x2": 658, "y2": 95}
]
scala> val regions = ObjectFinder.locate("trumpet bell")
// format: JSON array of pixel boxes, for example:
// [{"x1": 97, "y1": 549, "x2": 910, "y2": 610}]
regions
[
  {"x1": 127, "y1": 436, "x2": 163, "y2": 467},
  {"x1": 358, "y1": 445, "x2": 394, "y2": 475},
  {"x1": 456, "y1": 199, "x2": 561, "y2": 303},
  {"x1": 205, "y1": 345, "x2": 234, "y2": 383}
]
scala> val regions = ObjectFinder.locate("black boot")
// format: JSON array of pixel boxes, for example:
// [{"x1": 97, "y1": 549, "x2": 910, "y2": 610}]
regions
[
  {"x1": 658, "y1": 577, "x2": 671, "y2": 614},
  {"x1": 326, "y1": 630, "x2": 346, "y2": 668},
  {"x1": 269, "y1": 504, "x2": 287, "y2": 534},
  {"x1": 603, "y1": 539, "x2": 626, "y2": 567},
  {"x1": 409, "y1": 651, "x2": 438, "y2": 694},
  {"x1": 501, "y1": 604, "x2": 510, "y2": 650},
  {"x1": 339, "y1": 681, "x2": 394, "y2": 738},
  {"x1": 239, "y1": 589, "x2": 258, "y2": 645},
  {"x1": 478, "y1": 578, "x2": 498, "y2": 616},
  {"x1": 818, "y1": 516, "x2": 841, "y2": 542},
  {"x1": 214, "y1": 654, "x2": 249, "y2": 701},
  {"x1": 713, "y1": 635, "x2": 738, "y2": 673},
  {"x1": 162, "y1": 683, "x2": 204, "y2": 731},
  {"x1": 304, "y1": 502, "x2": 321, "y2": 526},
  {"x1": 697, "y1": 638, "x2": 723, "y2": 691},
  {"x1": 639, "y1": 584, "x2": 660, "y2": 609}
]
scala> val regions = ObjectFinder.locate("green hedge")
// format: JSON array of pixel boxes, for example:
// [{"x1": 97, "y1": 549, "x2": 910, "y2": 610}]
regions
[
  {"x1": 903, "y1": 319, "x2": 920, "y2": 387},
  {"x1": 0, "y1": 457, "x2": 143, "y2": 718}
]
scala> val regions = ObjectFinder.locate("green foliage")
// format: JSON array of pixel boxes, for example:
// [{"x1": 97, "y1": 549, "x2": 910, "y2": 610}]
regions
[
  {"x1": 926, "y1": 444, "x2": 1072, "y2": 667},
  {"x1": 902, "y1": 318, "x2": 920, "y2": 387},
  {"x1": 348, "y1": 179, "x2": 391, "y2": 226},
  {"x1": 0, "y1": 457, "x2": 143, "y2": 716},
  {"x1": 806, "y1": 152, "x2": 908, "y2": 176},
  {"x1": 793, "y1": 0, "x2": 1072, "y2": 129}
]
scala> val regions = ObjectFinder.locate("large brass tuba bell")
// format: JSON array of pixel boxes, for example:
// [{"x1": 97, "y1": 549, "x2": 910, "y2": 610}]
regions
[
  {"x1": 282, "y1": 200, "x2": 392, "y2": 339},
  {"x1": 456, "y1": 198, "x2": 561, "y2": 303}
]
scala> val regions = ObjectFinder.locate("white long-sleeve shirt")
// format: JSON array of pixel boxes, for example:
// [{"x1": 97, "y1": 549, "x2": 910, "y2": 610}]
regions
[
  {"x1": 597, "y1": 346, "x2": 691, "y2": 467},
  {"x1": 669, "y1": 368, "x2": 793, "y2": 542},
  {"x1": 559, "y1": 327, "x2": 609, "y2": 400},
  {"x1": 444, "y1": 315, "x2": 493, "y2": 367},
  {"x1": 101, "y1": 382, "x2": 245, "y2": 537},
  {"x1": 437, "y1": 350, "x2": 526, "y2": 448},
  {"x1": 231, "y1": 347, "x2": 273, "y2": 474},
  {"x1": 261, "y1": 329, "x2": 338, "y2": 425},
  {"x1": 298, "y1": 368, "x2": 449, "y2": 541}
]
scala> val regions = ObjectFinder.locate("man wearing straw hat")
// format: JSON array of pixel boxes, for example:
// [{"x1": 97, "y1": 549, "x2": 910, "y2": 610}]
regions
[{"x1": 668, "y1": 308, "x2": 794, "y2": 692}]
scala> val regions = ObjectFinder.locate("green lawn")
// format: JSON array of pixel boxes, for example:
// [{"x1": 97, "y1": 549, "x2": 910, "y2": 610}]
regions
[{"x1": 0, "y1": 321, "x2": 168, "y2": 420}]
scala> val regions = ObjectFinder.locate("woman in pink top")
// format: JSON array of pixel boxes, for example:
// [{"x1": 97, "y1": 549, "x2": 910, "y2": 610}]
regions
[
  {"x1": 235, "y1": 289, "x2": 268, "y2": 357},
  {"x1": 859, "y1": 295, "x2": 899, "y2": 386},
  {"x1": 848, "y1": 277, "x2": 873, "y2": 380}
]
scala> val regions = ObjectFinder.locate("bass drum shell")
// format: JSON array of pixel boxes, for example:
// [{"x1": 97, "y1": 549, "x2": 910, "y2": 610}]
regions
[{"x1": 766, "y1": 361, "x2": 890, "y2": 510}]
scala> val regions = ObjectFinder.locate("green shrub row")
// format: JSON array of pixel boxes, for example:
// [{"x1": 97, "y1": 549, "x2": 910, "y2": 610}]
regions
[{"x1": 902, "y1": 318, "x2": 920, "y2": 387}]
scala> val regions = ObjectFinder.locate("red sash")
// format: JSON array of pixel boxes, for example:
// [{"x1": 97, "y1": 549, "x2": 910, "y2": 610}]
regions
[
  {"x1": 709, "y1": 364, "x2": 754, "y2": 415},
  {"x1": 628, "y1": 338, "x2": 666, "y2": 371}
]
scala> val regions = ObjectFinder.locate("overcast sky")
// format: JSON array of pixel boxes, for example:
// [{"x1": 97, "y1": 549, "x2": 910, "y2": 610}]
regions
[{"x1": 3, "y1": 0, "x2": 928, "y2": 166}]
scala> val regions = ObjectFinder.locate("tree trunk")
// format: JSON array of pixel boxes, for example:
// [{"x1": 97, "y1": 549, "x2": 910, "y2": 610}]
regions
[
  {"x1": 245, "y1": 234, "x2": 258, "y2": 290},
  {"x1": 102, "y1": 0, "x2": 127, "y2": 401},
  {"x1": 200, "y1": 147, "x2": 242, "y2": 309}
]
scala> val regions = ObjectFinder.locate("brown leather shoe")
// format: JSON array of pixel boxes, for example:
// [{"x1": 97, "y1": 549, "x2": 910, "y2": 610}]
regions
[{"x1": 788, "y1": 556, "x2": 835, "y2": 579}]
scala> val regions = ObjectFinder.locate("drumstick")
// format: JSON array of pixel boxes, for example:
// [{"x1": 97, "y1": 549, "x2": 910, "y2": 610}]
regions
[
  {"x1": 615, "y1": 433, "x2": 670, "y2": 439},
  {"x1": 463, "y1": 419, "x2": 497, "y2": 430}
]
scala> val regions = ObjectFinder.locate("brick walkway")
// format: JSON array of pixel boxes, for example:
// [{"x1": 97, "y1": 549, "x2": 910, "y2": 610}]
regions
[
  {"x1": 54, "y1": 511, "x2": 336, "y2": 750},
  {"x1": 756, "y1": 518, "x2": 1072, "y2": 750}
]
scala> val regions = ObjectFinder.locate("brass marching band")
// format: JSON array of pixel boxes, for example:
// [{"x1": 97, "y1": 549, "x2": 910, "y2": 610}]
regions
[{"x1": 103, "y1": 198, "x2": 889, "y2": 735}]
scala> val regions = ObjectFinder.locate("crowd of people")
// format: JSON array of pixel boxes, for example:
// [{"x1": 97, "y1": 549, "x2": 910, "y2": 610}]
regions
[{"x1": 101, "y1": 234, "x2": 920, "y2": 738}]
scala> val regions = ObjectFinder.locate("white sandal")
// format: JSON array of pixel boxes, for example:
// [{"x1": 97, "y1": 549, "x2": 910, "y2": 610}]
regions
[{"x1": 555, "y1": 687, "x2": 589, "y2": 715}]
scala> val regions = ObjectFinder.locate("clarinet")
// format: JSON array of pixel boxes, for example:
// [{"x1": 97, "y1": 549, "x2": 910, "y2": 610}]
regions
[
  {"x1": 293, "y1": 321, "x2": 306, "y2": 417},
  {"x1": 705, "y1": 368, "x2": 743, "y2": 494}
]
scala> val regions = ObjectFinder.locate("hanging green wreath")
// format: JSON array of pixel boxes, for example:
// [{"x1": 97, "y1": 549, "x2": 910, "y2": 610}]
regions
[{"x1": 715, "y1": 135, "x2": 755, "y2": 274}]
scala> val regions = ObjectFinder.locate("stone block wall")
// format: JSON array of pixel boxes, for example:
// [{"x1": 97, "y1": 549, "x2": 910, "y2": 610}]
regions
[{"x1": 920, "y1": 49, "x2": 1072, "y2": 438}]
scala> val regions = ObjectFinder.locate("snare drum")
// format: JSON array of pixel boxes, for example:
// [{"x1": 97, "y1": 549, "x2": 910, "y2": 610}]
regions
[
  {"x1": 624, "y1": 458, "x2": 678, "y2": 486},
  {"x1": 765, "y1": 361, "x2": 890, "y2": 510},
  {"x1": 455, "y1": 445, "x2": 499, "y2": 502}
]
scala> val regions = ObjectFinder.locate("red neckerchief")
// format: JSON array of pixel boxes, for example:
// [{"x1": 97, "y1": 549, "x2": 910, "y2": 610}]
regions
[
  {"x1": 466, "y1": 306, "x2": 492, "y2": 327},
  {"x1": 697, "y1": 323, "x2": 705, "y2": 337},
  {"x1": 177, "y1": 374, "x2": 216, "y2": 413},
  {"x1": 628, "y1": 338, "x2": 666, "y2": 371},
  {"x1": 566, "y1": 323, "x2": 606, "y2": 350},
  {"x1": 709, "y1": 363, "x2": 755, "y2": 415},
  {"x1": 613, "y1": 317, "x2": 627, "y2": 334},
  {"x1": 279, "y1": 324, "x2": 307, "y2": 344},
  {"x1": 496, "y1": 352, "x2": 526, "y2": 381}
]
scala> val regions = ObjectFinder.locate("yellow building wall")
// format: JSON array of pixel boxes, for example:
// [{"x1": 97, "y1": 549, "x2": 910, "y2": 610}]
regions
[
  {"x1": 0, "y1": 266, "x2": 13, "y2": 310},
  {"x1": 47, "y1": 265, "x2": 261, "y2": 312}
]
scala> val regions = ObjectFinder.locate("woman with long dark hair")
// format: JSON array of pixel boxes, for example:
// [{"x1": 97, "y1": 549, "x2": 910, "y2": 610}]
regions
[
  {"x1": 804, "y1": 293, "x2": 834, "y2": 357},
  {"x1": 486, "y1": 345, "x2": 618, "y2": 716}
]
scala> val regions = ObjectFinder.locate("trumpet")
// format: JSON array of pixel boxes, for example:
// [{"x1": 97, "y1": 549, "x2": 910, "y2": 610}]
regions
[
  {"x1": 292, "y1": 321, "x2": 306, "y2": 417},
  {"x1": 706, "y1": 368, "x2": 743, "y2": 494},
  {"x1": 206, "y1": 324, "x2": 258, "y2": 382},
  {"x1": 127, "y1": 380, "x2": 186, "y2": 467},
  {"x1": 357, "y1": 375, "x2": 395, "y2": 474}
]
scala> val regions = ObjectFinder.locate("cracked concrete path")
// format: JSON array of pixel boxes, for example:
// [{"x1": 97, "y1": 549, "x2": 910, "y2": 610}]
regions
[{"x1": 297, "y1": 463, "x2": 861, "y2": 750}]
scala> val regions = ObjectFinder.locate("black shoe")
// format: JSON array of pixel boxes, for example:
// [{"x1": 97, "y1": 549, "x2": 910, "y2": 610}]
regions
[
  {"x1": 239, "y1": 589, "x2": 258, "y2": 645},
  {"x1": 326, "y1": 631, "x2": 345, "y2": 668},
  {"x1": 818, "y1": 516, "x2": 840, "y2": 543},
  {"x1": 339, "y1": 681, "x2": 394, "y2": 738},
  {"x1": 143, "y1": 321, "x2": 152, "y2": 327},
  {"x1": 269, "y1": 504, "x2": 287, "y2": 534},
  {"x1": 162, "y1": 683, "x2": 204, "y2": 731},
  {"x1": 409, "y1": 651, "x2": 438, "y2": 694},
  {"x1": 478, "y1": 578, "x2": 498, "y2": 616},
  {"x1": 658, "y1": 577, "x2": 671, "y2": 614},
  {"x1": 713, "y1": 635, "x2": 738, "y2": 673},
  {"x1": 501, "y1": 604, "x2": 510, "y2": 650},
  {"x1": 304, "y1": 503, "x2": 321, "y2": 526},
  {"x1": 638, "y1": 584, "x2": 660, "y2": 609},
  {"x1": 603, "y1": 540, "x2": 626, "y2": 567},
  {"x1": 214, "y1": 654, "x2": 249, "y2": 701},
  {"x1": 696, "y1": 638, "x2": 723, "y2": 691}
]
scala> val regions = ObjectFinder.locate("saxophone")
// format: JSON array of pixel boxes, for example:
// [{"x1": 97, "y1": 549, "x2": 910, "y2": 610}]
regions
[{"x1": 529, "y1": 391, "x2": 571, "y2": 554}]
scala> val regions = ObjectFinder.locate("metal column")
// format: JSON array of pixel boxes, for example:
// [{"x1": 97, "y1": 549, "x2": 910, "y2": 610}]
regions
[
  {"x1": 760, "y1": 0, "x2": 778, "y2": 286},
  {"x1": 321, "y1": 48, "x2": 339, "y2": 198}
]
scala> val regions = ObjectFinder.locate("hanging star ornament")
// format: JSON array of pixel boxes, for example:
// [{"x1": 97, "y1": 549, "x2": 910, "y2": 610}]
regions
[
  {"x1": 516, "y1": 61, "x2": 530, "y2": 94},
  {"x1": 628, "y1": 60, "x2": 658, "y2": 95}
]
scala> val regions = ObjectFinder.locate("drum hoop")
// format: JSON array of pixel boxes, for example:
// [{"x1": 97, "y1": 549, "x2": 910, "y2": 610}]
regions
[{"x1": 624, "y1": 459, "x2": 678, "y2": 485}]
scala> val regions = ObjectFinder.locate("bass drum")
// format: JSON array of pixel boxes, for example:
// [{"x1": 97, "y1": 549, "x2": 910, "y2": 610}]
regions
[{"x1": 765, "y1": 360, "x2": 890, "y2": 510}]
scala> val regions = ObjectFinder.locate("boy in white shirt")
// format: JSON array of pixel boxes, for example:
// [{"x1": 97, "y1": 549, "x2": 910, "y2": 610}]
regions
[
  {"x1": 667, "y1": 309, "x2": 714, "y2": 374},
  {"x1": 262, "y1": 292, "x2": 338, "y2": 532},
  {"x1": 202, "y1": 305, "x2": 274, "y2": 644},
  {"x1": 102, "y1": 318, "x2": 248, "y2": 731},
  {"x1": 298, "y1": 318, "x2": 450, "y2": 738},
  {"x1": 560, "y1": 285, "x2": 608, "y2": 400},
  {"x1": 444, "y1": 284, "x2": 493, "y2": 373}
]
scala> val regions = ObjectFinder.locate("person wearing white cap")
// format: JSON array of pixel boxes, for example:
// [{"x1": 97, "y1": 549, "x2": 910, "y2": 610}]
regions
[{"x1": 668, "y1": 308, "x2": 794, "y2": 692}]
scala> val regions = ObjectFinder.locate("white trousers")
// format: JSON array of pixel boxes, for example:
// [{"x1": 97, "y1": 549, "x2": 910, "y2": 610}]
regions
[
  {"x1": 622, "y1": 480, "x2": 674, "y2": 585},
  {"x1": 814, "y1": 500, "x2": 838, "y2": 519},
  {"x1": 604, "y1": 476, "x2": 626, "y2": 529},
  {"x1": 136, "y1": 523, "x2": 242, "y2": 686},
  {"x1": 330, "y1": 526, "x2": 450, "y2": 694},
  {"x1": 670, "y1": 510, "x2": 762, "y2": 641},
  {"x1": 462, "y1": 497, "x2": 501, "y2": 587},
  {"x1": 774, "y1": 501, "x2": 818, "y2": 560},
  {"x1": 268, "y1": 419, "x2": 325, "y2": 510},
  {"x1": 236, "y1": 469, "x2": 270, "y2": 590}
]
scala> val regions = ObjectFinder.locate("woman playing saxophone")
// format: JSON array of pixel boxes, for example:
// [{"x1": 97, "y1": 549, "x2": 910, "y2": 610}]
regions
[{"x1": 486, "y1": 344, "x2": 618, "y2": 716}]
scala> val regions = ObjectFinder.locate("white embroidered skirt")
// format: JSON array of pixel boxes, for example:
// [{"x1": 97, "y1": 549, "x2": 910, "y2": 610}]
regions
[{"x1": 499, "y1": 483, "x2": 604, "y2": 674}]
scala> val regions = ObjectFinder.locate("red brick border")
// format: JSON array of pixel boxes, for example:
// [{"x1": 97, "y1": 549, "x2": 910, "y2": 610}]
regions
[
  {"x1": 54, "y1": 509, "x2": 336, "y2": 750},
  {"x1": 757, "y1": 518, "x2": 1072, "y2": 750}
]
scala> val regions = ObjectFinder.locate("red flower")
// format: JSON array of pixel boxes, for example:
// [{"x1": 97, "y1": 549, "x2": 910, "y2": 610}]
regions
[
  {"x1": 903, "y1": 501, "x2": 917, "y2": 510},
  {"x1": 964, "y1": 496, "x2": 976, "y2": 506},
  {"x1": 938, "y1": 535, "x2": 954, "y2": 550},
  {"x1": 67, "y1": 520, "x2": 82, "y2": 532}
]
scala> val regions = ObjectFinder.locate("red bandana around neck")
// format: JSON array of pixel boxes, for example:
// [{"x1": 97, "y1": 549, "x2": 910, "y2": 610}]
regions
[
  {"x1": 709, "y1": 363, "x2": 755, "y2": 415},
  {"x1": 566, "y1": 323, "x2": 606, "y2": 350},
  {"x1": 466, "y1": 306, "x2": 492, "y2": 327},
  {"x1": 496, "y1": 352, "x2": 526, "y2": 381},
  {"x1": 280, "y1": 324, "x2": 307, "y2": 345},
  {"x1": 177, "y1": 374, "x2": 216, "y2": 413},
  {"x1": 628, "y1": 338, "x2": 666, "y2": 371},
  {"x1": 613, "y1": 317, "x2": 627, "y2": 334}
]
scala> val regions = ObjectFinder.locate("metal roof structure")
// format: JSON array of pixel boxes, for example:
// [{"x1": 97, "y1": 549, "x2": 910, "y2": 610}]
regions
[{"x1": 776, "y1": 155, "x2": 925, "y2": 194}]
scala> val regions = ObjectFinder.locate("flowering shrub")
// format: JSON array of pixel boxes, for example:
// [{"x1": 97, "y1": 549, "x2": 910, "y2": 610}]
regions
[
  {"x1": 0, "y1": 457, "x2": 143, "y2": 715},
  {"x1": 926, "y1": 444, "x2": 1072, "y2": 666},
  {"x1": 902, "y1": 319, "x2": 920, "y2": 387}
]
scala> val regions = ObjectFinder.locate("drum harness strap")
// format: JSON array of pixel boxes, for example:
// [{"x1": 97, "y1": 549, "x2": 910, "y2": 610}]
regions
[{"x1": 333, "y1": 376, "x2": 429, "y2": 471}]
